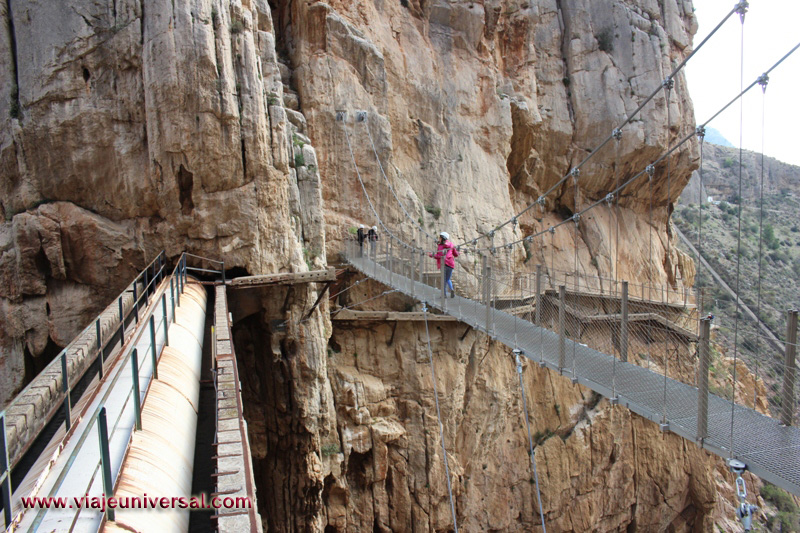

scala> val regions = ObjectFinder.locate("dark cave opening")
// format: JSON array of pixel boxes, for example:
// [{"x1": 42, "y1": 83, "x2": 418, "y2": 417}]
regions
[{"x1": 229, "y1": 285, "x2": 322, "y2": 530}]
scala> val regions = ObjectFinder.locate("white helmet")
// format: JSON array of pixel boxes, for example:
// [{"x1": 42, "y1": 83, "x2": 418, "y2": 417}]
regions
[
  {"x1": 439, "y1": 231, "x2": 449, "y2": 240},
  {"x1": 372, "y1": 226, "x2": 377, "y2": 231},
  {"x1": 359, "y1": 224, "x2": 365, "y2": 229}
]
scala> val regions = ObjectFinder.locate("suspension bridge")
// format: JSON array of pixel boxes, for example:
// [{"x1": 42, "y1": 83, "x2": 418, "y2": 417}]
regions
[{"x1": 332, "y1": 1, "x2": 800, "y2": 530}]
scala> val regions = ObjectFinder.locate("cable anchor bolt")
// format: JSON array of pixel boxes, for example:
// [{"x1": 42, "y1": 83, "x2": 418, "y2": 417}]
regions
[
  {"x1": 335, "y1": 110, "x2": 347, "y2": 122},
  {"x1": 646, "y1": 164, "x2": 656, "y2": 180},
  {"x1": 570, "y1": 168, "x2": 580, "y2": 179},
  {"x1": 356, "y1": 111, "x2": 367, "y2": 122},
  {"x1": 661, "y1": 77, "x2": 674, "y2": 91},
  {"x1": 548, "y1": 227, "x2": 555, "y2": 234},
  {"x1": 605, "y1": 193, "x2": 614, "y2": 204},
  {"x1": 513, "y1": 349, "x2": 524, "y2": 374},
  {"x1": 573, "y1": 213, "x2": 581, "y2": 224},
  {"x1": 612, "y1": 128, "x2": 622, "y2": 141}
]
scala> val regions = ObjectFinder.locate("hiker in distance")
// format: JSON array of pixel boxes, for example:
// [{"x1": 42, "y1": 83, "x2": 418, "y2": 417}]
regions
[
  {"x1": 368, "y1": 225, "x2": 379, "y2": 256},
  {"x1": 430, "y1": 231, "x2": 459, "y2": 298},
  {"x1": 357, "y1": 224, "x2": 366, "y2": 256}
]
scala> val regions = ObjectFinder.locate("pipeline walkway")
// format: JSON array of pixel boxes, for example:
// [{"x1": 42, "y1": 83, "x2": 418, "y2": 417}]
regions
[{"x1": 344, "y1": 242, "x2": 800, "y2": 497}]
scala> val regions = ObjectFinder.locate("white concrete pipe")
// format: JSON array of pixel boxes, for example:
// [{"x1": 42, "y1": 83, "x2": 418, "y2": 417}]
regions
[{"x1": 104, "y1": 281, "x2": 207, "y2": 533}]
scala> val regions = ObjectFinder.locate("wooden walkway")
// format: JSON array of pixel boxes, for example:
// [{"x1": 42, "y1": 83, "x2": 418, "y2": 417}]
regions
[{"x1": 228, "y1": 268, "x2": 336, "y2": 288}]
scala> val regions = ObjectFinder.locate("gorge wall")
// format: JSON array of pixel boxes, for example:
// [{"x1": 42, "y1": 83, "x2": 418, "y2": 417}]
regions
[{"x1": 0, "y1": 0, "x2": 748, "y2": 531}]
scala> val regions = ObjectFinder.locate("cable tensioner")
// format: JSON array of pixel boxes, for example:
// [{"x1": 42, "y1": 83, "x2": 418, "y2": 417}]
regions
[
  {"x1": 728, "y1": 459, "x2": 758, "y2": 531},
  {"x1": 513, "y1": 349, "x2": 524, "y2": 374}
]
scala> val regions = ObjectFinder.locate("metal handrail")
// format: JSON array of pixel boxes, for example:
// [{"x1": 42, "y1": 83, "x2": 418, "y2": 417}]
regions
[
  {"x1": 1, "y1": 251, "x2": 169, "y2": 527},
  {"x1": 14, "y1": 253, "x2": 193, "y2": 529}
]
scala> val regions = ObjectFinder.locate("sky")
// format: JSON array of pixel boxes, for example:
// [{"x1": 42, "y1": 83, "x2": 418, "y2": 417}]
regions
[{"x1": 685, "y1": 0, "x2": 800, "y2": 167}]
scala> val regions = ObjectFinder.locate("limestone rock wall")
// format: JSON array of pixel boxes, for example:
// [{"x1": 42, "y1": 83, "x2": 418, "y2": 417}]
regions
[
  {"x1": 283, "y1": 0, "x2": 698, "y2": 284},
  {"x1": 0, "y1": 0, "x2": 326, "y2": 403}
]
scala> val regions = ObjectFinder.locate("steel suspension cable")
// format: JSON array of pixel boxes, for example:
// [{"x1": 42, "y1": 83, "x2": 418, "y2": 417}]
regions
[
  {"x1": 513, "y1": 350, "x2": 547, "y2": 532},
  {"x1": 754, "y1": 74, "x2": 769, "y2": 409},
  {"x1": 461, "y1": 32, "x2": 800, "y2": 258},
  {"x1": 421, "y1": 302, "x2": 459, "y2": 532},
  {"x1": 362, "y1": 120, "x2": 435, "y2": 242},
  {"x1": 662, "y1": 77, "x2": 674, "y2": 425},
  {"x1": 453, "y1": 2, "x2": 745, "y2": 249},
  {"x1": 730, "y1": 9, "x2": 747, "y2": 456}
]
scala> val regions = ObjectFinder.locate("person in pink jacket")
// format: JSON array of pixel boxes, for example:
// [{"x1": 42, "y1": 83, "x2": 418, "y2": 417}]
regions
[{"x1": 429, "y1": 231, "x2": 459, "y2": 297}]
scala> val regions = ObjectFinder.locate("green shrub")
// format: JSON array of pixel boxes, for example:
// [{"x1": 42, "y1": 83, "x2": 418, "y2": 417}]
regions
[
  {"x1": 321, "y1": 443, "x2": 341, "y2": 457},
  {"x1": 596, "y1": 27, "x2": 614, "y2": 52},
  {"x1": 424, "y1": 204, "x2": 441, "y2": 219},
  {"x1": 295, "y1": 151, "x2": 305, "y2": 167},
  {"x1": 230, "y1": 19, "x2": 244, "y2": 34}
]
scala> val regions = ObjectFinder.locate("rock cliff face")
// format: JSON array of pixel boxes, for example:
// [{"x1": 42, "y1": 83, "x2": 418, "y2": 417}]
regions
[{"x1": 0, "y1": 0, "x2": 747, "y2": 531}]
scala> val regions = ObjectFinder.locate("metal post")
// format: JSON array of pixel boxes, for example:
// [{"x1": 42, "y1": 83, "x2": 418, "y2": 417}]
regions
[
  {"x1": 222, "y1": 260, "x2": 226, "y2": 284},
  {"x1": 119, "y1": 296, "x2": 125, "y2": 338},
  {"x1": 96, "y1": 319, "x2": 104, "y2": 378},
  {"x1": 781, "y1": 309, "x2": 798, "y2": 426},
  {"x1": 132, "y1": 281, "x2": 139, "y2": 324},
  {"x1": 131, "y1": 348, "x2": 142, "y2": 431},
  {"x1": 162, "y1": 293, "x2": 169, "y2": 346},
  {"x1": 621, "y1": 281, "x2": 629, "y2": 363},
  {"x1": 1, "y1": 415, "x2": 13, "y2": 528},
  {"x1": 697, "y1": 317, "x2": 711, "y2": 441},
  {"x1": 171, "y1": 277, "x2": 176, "y2": 315},
  {"x1": 97, "y1": 407, "x2": 116, "y2": 522},
  {"x1": 559, "y1": 285, "x2": 566, "y2": 373},
  {"x1": 177, "y1": 270, "x2": 182, "y2": 307},
  {"x1": 389, "y1": 237, "x2": 394, "y2": 286},
  {"x1": 149, "y1": 314, "x2": 158, "y2": 380},
  {"x1": 143, "y1": 266, "x2": 149, "y2": 299},
  {"x1": 483, "y1": 256, "x2": 492, "y2": 336},
  {"x1": 535, "y1": 264, "x2": 542, "y2": 326},
  {"x1": 61, "y1": 353, "x2": 72, "y2": 431}
]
